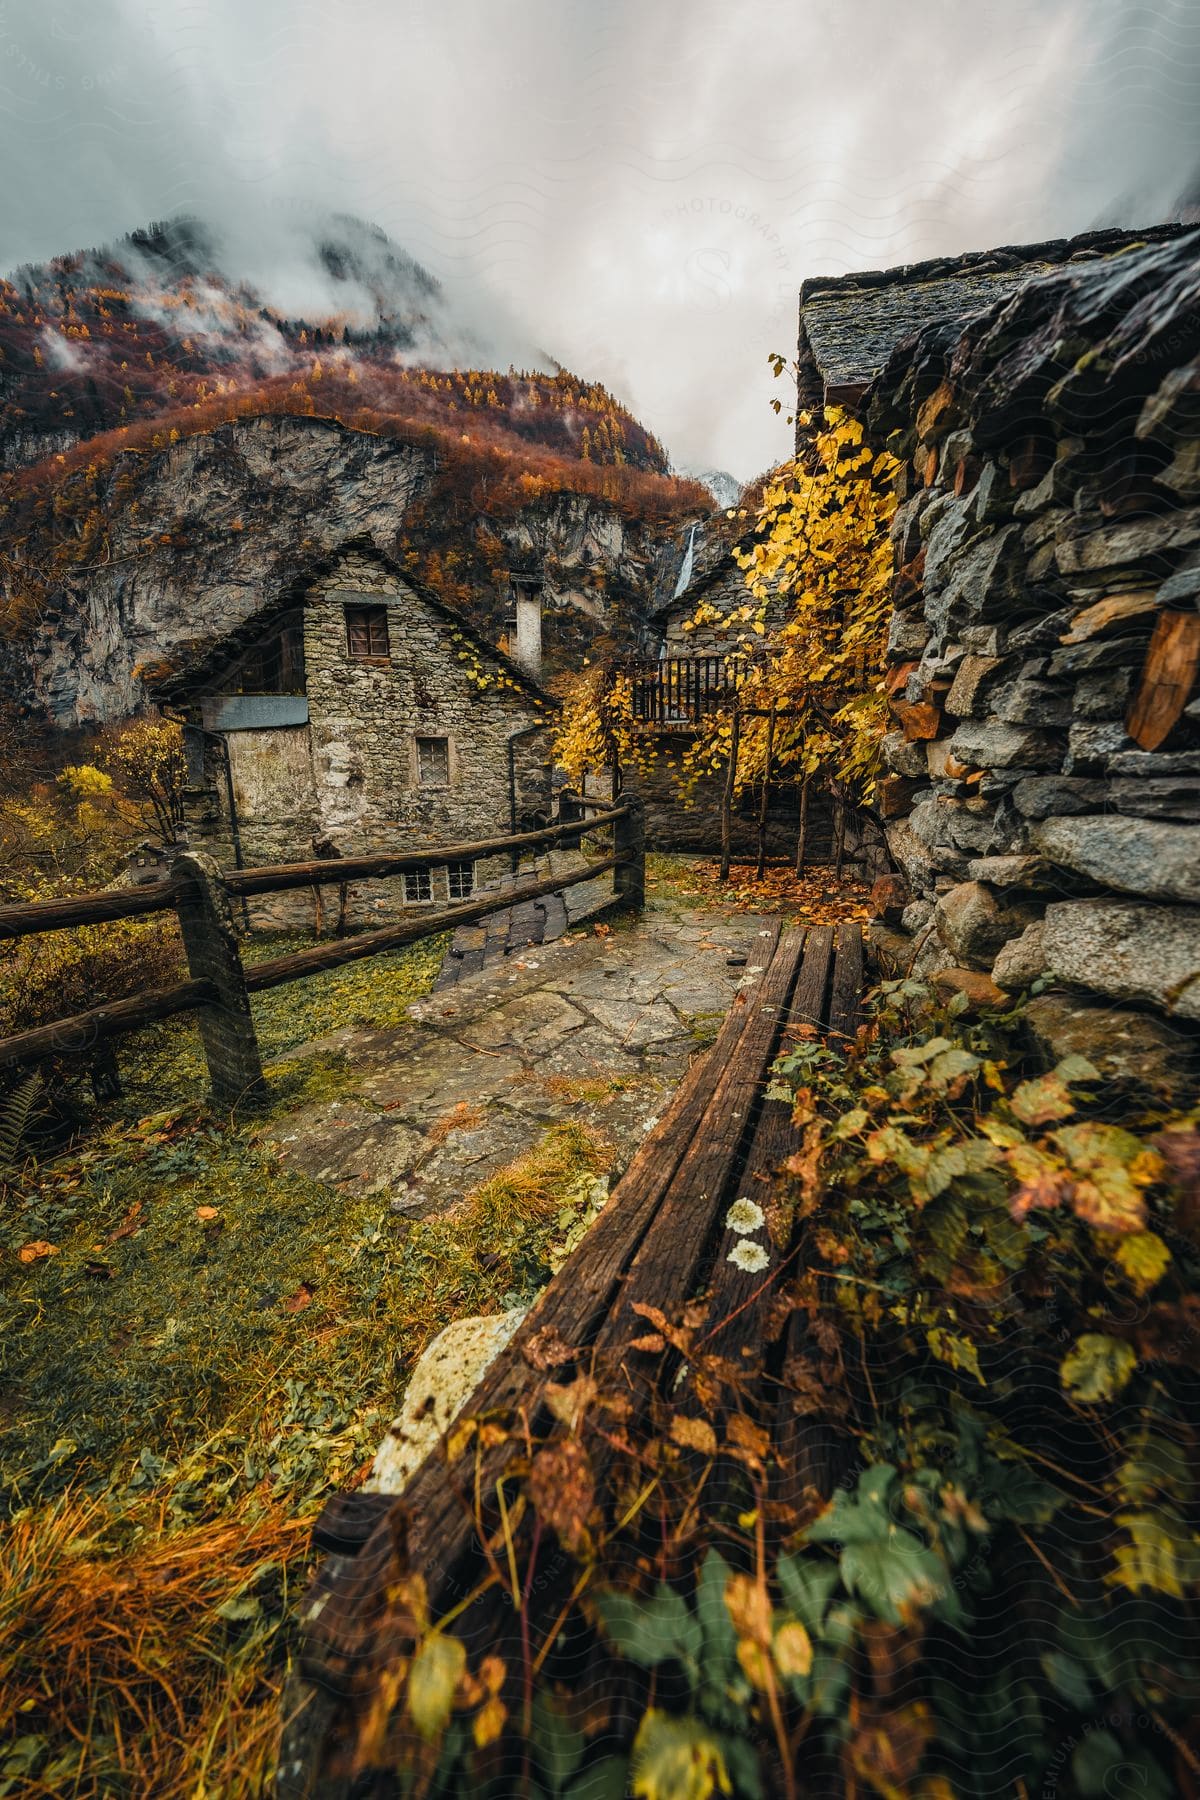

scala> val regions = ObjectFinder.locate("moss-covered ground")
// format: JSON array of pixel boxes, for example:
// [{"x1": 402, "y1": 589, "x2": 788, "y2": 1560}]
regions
[{"x1": 0, "y1": 929, "x2": 612, "y2": 1799}]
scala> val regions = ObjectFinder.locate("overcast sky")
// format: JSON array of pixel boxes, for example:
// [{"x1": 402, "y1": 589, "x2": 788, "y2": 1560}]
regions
[{"x1": 2, "y1": 0, "x2": 1198, "y2": 477}]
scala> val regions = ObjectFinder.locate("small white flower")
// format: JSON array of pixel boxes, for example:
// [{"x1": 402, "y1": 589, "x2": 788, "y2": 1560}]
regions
[
  {"x1": 727, "y1": 1239, "x2": 770, "y2": 1274},
  {"x1": 725, "y1": 1197, "x2": 765, "y2": 1236}
]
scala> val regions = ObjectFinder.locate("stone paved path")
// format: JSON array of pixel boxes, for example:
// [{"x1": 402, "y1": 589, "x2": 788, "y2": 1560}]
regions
[
  {"x1": 432, "y1": 853, "x2": 610, "y2": 990},
  {"x1": 261, "y1": 895, "x2": 776, "y2": 1217}
]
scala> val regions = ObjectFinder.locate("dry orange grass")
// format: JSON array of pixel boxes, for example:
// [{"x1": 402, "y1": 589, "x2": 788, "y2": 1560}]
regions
[
  {"x1": 1, "y1": 1490, "x2": 311, "y2": 1798},
  {"x1": 425, "y1": 1100, "x2": 487, "y2": 1146}
]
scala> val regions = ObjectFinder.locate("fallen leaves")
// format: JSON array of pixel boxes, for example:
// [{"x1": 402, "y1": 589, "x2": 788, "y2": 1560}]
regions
[{"x1": 17, "y1": 1239, "x2": 57, "y2": 1263}]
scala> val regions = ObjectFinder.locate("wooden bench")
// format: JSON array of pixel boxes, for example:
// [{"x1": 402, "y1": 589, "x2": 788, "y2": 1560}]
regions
[{"x1": 279, "y1": 922, "x2": 866, "y2": 1796}]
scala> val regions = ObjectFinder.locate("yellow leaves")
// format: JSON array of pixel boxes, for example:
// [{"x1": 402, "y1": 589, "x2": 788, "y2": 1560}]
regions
[
  {"x1": 407, "y1": 1631, "x2": 467, "y2": 1741},
  {"x1": 1113, "y1": 1230, "x2": 1171, "y2": 1294},
  {"x1": 669, "y1": 1414, "x2": 717, "y2": 1457},
  {"x1": 772, "y1": 1618, "x2": 814, "y2": 1680},
  {"x1": 632, "y1": 1710, "x2": 732, "y2": 1800},
  {"x1": 1060, "y1": 1333, "x2": 1136, "y2": 1404}
]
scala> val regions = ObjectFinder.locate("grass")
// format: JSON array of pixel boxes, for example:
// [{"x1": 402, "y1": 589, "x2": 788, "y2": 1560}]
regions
[{"x1": 0, "y1": 927, "x2": 613, "y2": 1798}]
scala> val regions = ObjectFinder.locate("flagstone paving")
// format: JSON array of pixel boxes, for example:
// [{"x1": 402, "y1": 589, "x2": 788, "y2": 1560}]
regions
[{"x1": 260, "y1": 897, "x2": 776, "y2": 1215}]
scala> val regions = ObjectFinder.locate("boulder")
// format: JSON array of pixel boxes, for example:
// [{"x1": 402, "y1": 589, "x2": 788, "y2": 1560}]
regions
[
  {"x1": 932, "y1": 880, "x2": 1039, "y2": 970},
  {"x1": 992, "y1": 920, "x2": 1049, "y2": 991},
  {"x1": 1073, "y1": 665, "x2": 1135, "y2": 719},
  {"x1": 933, "y1": 524, "x2": 1025, "y2": 640},
  {"x1": 1011, "y1": 775, "x2": 1109, "y2": 818},
  {"x1": 1056, "y1": 508, "x2": 1200, "y2": 577},
  {"x1": 1107, "y1": 749, "x2": 1200, "y2": 777},
  {"x1": 901, "y1": 897, "x2": 936, "y2": 936},
  {"x1": 1156, "y1": 555, "x2": 1200, "y2": 607},
  {"x1": 1063, "y1": 721, "x2": 1134, "y2": 773},
  {"x1": 1032, "y1": 815, "x2": 1200, "y2": 904},
  {"x1": 990, "y1": 664, "x2": 1074, "y2": 728},
  {"x1": 368, "y1": 1306, "x2": 529, "y2": 1495},
  {"x1": 887, "y1": 610, "x2": 930, "y2": 659},
  {"x1": 1040, "y1": 898, "x2": 1200, "y2": 1021},
  {"x1": 869, "y1": 873, "x2": 910, "y2": 923},
  {"x1": 1109, "y1": 779, "x2": 1200, "y2": 822},
  {"x1": 930, "y1": 967, "x2": 1014, "y2": 1013},
  {"x1": 866, "y1": 922, "x2": 914, "y2": 973},
  {"x1": 949, "y1": 718, "x2": 1063, "y2": 771},
  {"x1": 966, "y1": 854, "x2": 1053, "y2": 890},
  {"x1": 944, "y1": 652, "x2": 1004, "y2": 718},
  {"x1": 1048, "y1": 634, "x2": 1150, "y2": 679},
  {"x1": 1022, "y1": 993, "x2": 1196, "y2": 1098},
  {"x1": 882, "y1": 729, "x2": 930, "y2": 778},
  {"x1": 885, "y1": 818, "x2": 938, "y2": 895}
]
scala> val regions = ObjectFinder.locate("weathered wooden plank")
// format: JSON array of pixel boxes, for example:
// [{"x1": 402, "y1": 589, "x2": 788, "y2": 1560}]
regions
[
  {"x1": 225, "y1": 808, "x2": 629, "y2": 897},
  {"x1": 0, "y1": 978, "x2": 216, "y2": 1071},
  {"x1": 296, "y1": 924, "x2": 784, "y2": 1676},
  {"x1": 826, "y1": 921, "x2": 864, "y2": 1046},
  {"x1": 1126, "y1": 609, "x2": 1200, "y2": 750},
  {"x1": 699, "y1": 951, "x2": 812, "y2": 1372},
  {"x1": 790, "y1": 924, "x2": 835, "y2": 1031},
  {"x1": 0, "y1": 878, "x2": 182, "y2": 943},
  {"x1": 772, "y1": 924, "x2": 865, "y2": 1520},
  {"x1": 589, "y1": 925, "x2": 807, "y2": 1363},
  {"x1": 245, "y1": 856, "x2": 624, "y2": 993}
]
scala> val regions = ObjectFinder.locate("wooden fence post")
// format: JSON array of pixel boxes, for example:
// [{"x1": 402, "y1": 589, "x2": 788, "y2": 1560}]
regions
[
  {"x1": 719, "y1": 705, "x2": 741, "y2": 882},
  {"x1": 171, "y1": 851, "x2": 266, "y2": 1110},
  {"x1": 613, "y1": 798, "x2": 646, "y2": 912}
]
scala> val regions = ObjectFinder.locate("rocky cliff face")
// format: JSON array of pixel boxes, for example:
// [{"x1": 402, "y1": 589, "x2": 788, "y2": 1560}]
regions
[
  {"x1": 868, "y1": 228, "x2": 1200, "y2": 1081},
  {"x1": 2, "y1": 415, "x2": 675, "y2": 726}
]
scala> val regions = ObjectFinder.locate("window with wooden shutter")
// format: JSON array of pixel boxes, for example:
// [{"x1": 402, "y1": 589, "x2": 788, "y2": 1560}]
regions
[
  {"x1": 416, "y1": 736, "x2": 450, "y2": 787},
  {"x1": 345, "y1": 604, "x2": 390, "y2": 661}
]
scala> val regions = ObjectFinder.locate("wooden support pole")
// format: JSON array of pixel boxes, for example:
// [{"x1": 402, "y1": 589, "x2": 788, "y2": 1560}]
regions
[
  {"x1": 756, "y1": 702, "x2": 776, "y2": 879},
  {"x1": 719, "y1": 704, "x2": 741, "y2": 882},
  {"x1": 833, "y1": 787, "x2": 848, "y2": 880},
  {"x1": 612, "y1": 798, "x2": 646, "y2": 913},
  {"x1": 171, "y1": 851, "x2": 266, "y2": 1111},
  {"x1": 796, "y1": 775, "x2": 810, "y2": 874}
]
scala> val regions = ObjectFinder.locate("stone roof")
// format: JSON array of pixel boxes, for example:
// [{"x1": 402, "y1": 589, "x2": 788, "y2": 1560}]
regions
[
  {"x1": 799, "y1": 224, "x2": 1191, "y2": 391},
  {"x1": 155, "y1": 539, "x2": 554, "y2": 707}
]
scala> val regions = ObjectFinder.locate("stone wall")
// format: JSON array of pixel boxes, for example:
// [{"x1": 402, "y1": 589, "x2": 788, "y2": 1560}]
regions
[
  {"x1": 188, "y1": 550, "x2": 552, "y2": 928},
  {"x1": 865, "y1": 229, "x2": 1200, "y2": 1085}
]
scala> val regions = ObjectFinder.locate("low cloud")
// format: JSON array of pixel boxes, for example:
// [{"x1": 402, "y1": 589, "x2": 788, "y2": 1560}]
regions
[{"x1": 2, "y1": 0, "x2": 1197, "y2": 476}]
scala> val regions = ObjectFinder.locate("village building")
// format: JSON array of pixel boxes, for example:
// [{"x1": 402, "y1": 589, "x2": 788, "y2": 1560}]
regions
[{"x1": 157, "y1": 544, "x2": 555, "y2": 926}]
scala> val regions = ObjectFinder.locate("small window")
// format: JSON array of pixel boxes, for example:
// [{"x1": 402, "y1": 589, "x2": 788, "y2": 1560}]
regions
[
  {"x1": 403, "y1": 868, "x2": 432, "y2": 904},
  {"x1": 345, "y1": 604, "x2": 390, "y2": 661},
  {"x1": 417, "y1": 735, "x2": 450, "y2": 787},
  {"x1": 447, "y1": 860, "x2": 474, "y2": 901}
]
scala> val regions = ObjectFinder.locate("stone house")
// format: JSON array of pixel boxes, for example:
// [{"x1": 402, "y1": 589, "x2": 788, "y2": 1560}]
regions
[{"x1": 159, "y1": 544, "x2": 555, "y2": 925}]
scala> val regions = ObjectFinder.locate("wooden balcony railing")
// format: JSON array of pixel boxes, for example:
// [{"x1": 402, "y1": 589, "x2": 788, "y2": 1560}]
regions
[{"x1": 628, "y1": 655, "x2": 744, "y2": 726}]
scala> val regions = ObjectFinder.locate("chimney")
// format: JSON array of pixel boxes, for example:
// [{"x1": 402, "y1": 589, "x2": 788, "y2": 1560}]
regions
[{"x1": 510, "y1": 574, "x2": 543, "y2": 681}]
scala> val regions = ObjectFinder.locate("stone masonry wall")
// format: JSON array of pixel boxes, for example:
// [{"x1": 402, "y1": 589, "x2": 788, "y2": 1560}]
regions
[{"x1": 865, "y1": 229, "x2": 1200, "y2": 1088}]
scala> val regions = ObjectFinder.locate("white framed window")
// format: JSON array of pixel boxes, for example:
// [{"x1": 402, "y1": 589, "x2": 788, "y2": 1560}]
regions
[
  {"x1": 403, "y1": 868, "x2": 432, "y2": 903},
  {"x1": 416, "y1": 735, "x2": 450, "y2": 787},
  {"x1": 447, "y1": 860, "x2": 474, "y2": 901}
]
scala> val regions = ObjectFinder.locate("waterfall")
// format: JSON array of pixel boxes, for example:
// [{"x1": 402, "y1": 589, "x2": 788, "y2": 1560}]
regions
[{"x1": 671, "y1": 522, "x2": 699, "y2": 599}]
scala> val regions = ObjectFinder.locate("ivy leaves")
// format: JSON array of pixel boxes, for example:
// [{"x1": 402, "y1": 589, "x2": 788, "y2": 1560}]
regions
[{"x1": 805, "y1": 1464, "x2": 962, "y2": 1628}]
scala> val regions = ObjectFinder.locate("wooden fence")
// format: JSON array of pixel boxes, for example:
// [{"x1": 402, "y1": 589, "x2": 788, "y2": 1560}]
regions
[
  {"x1": 0, "y1": 802, "x2": 645, "y2": 1110},
  {"x1": 627, "y1": 654, "x2": 744, "y2": 726}
]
